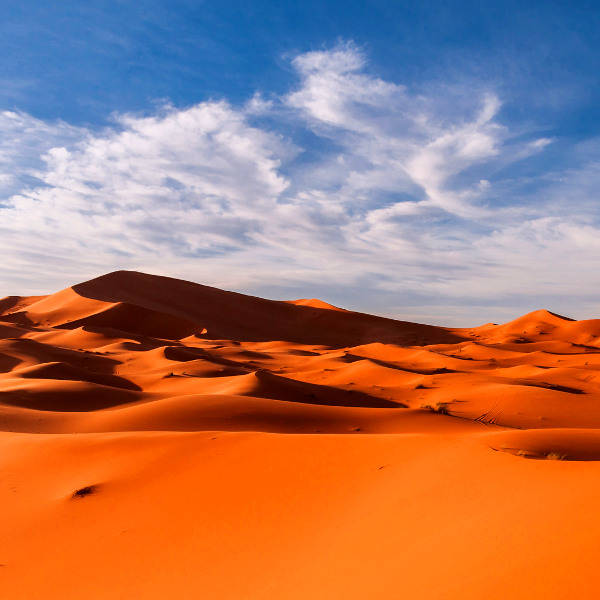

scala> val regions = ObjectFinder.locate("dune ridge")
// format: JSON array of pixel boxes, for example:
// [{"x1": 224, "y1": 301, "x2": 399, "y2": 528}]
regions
[{"x1": 2, "y1": 271, "x2": 600, "y2": 599}]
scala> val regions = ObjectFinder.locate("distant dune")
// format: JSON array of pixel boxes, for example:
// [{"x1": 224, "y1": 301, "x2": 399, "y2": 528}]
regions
[{"x1": 2, "y1": 271, "x2": 600, "y2": 598}]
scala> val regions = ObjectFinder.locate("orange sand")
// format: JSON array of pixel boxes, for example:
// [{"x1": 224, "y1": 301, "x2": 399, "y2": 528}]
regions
[{"x1": 1, "y1": 271, "x2": 600, "y2": 598}]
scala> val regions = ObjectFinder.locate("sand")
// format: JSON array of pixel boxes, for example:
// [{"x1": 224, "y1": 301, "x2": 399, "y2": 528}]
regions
[{"x1": 1, "y1": 270, "x2": 600, "y2": 598}]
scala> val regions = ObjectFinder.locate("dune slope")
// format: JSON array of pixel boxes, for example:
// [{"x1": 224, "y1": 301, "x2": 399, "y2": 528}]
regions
[{"x1": 1, "y1": 270, "x2": 600, "y2": 599}]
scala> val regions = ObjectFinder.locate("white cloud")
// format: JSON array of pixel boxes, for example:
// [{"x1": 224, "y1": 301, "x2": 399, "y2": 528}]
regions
[
  {"x1": 0, "y1": 110, "x2": 86, "y2": 198},
  {"x1": 0, "y1": 43, "x2": 596, "y2": 325},
  {"x1": 530, "y1": 137, "x2": 554, "y2": 149},
  {"x1": 2, "y1": 102, "x2": 289, "y2": 258},
  {"x1": 287, "y1": 49, "x2": 506, "y2": 218}
]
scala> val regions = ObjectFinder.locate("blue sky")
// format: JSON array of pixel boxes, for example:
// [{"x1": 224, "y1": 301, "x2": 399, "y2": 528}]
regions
[{"x1": 1, "y1": 0, "x2": 600, "y2": 325}]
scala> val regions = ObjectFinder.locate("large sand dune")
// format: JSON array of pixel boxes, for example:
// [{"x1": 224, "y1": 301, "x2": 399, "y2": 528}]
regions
[{"x1": 2, "y1": 271, "x2": 600, "y2": 598}]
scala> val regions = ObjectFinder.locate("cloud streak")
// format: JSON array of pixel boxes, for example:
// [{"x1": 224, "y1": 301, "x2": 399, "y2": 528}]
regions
[{"x1": 0, "y1": 43, "x2": 596, "y2": 325}]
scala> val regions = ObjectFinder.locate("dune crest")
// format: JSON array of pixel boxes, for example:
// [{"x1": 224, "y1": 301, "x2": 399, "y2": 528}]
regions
[{"x1": 287, "y1": 298, "x2": 346, "y2": 311}]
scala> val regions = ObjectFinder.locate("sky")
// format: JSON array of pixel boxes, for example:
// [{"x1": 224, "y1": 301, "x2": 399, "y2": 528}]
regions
[{"x1": 1, "y1": 0, "x2": 600, "y2": 325}]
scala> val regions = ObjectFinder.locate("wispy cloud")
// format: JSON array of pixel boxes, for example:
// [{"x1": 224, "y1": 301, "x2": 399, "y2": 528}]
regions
[{"x1": 0, "y1": 43, "x2": 596, "y2": 325}]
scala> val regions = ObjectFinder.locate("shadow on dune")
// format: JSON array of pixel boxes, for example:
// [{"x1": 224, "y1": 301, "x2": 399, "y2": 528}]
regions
[
  {"x1": 0, "y1": 311, "x2": 37, "y2": 329},
  {"x1": 342, "y1": 352, "x2": 460, "y2": 375},
  {"x1": 0, "y1": 323, "x2": 33, "y2": 341},
  {"x1": 17, "y1": 361, "x2": 142, "y2": 391},
  {"x1": 59, "y1": 301, "x2": 200, "y2": 340},
  {"x1": 68, "y1": 271, "x2": 467, "y2": 347},
  {"x1": 0, "y1": 352, "x2": 21, "y2": 374},
  {"x1": 1, "y1": 338, "x2": 122, "y2": 373},
  {"x1": 246, "y1": 370, "x2": 403, "y2": 408},
  {"x1": 488, "y1": 429, "x2": 600, "y2": 461},
  {"x1": 0, "y1": 384, "x2": 144, "y2": 411},
  {"x1": 510, "y1": 379, "x2": 584, "y2": 395},
  {"x1": 0, "y1": 296, "x2": 21, "y2": 314}
]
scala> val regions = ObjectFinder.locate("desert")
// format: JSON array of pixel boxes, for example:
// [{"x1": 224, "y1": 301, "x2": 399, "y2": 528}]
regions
[{"x1": 1, "y1": 270, "x2": 600, "y2": 598}]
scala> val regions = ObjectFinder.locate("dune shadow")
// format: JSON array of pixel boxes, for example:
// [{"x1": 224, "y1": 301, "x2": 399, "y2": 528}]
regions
[
  {"x1": 2, "y1": 338, "x2": 124, "y2": 375},
  {"x1": 69, "y1": 271, "x2": 468, "y2": 347},
  {"x1": 0, "y1": 386, "x2": 143, "y2": 412},
  {"x1": 0, "y1": 352, "x2": 22, "y2": 374},
  {"x1": 511, "y1": 379, "x2": 584, "y2": 394},
  {"x1": 17, "y1": 361, "x2": 142, "y2": 391},
  {"x1": 0, "y1": 311, "x2": 35, "y2": 327},
  {"x1": 250, "y1": 370, "x2": 404, "y2": 408},
  {"x1": 343, "y1": 352, "x2": 459, "y2": 375}
]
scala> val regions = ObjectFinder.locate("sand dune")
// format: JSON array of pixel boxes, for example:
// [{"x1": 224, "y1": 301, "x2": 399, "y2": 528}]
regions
[{"x1": 2, "y1": 270, "x2": 600, "y2": 598}]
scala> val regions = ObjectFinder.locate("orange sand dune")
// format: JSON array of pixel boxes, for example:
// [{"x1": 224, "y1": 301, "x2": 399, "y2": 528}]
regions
[{"x1": 2, "y1": 270, "x2": 600, "y2": 598}]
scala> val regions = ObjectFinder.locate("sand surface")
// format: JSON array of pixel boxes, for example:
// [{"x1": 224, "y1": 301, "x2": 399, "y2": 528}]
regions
[{"x1": 1, "y1": 271, "x2": 600, "y2": 598}]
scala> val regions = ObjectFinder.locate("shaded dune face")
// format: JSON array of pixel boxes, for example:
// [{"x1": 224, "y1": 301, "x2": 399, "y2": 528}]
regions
[{"x1": 70, "y1": 270, "x2": 464, "y2": 346}]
